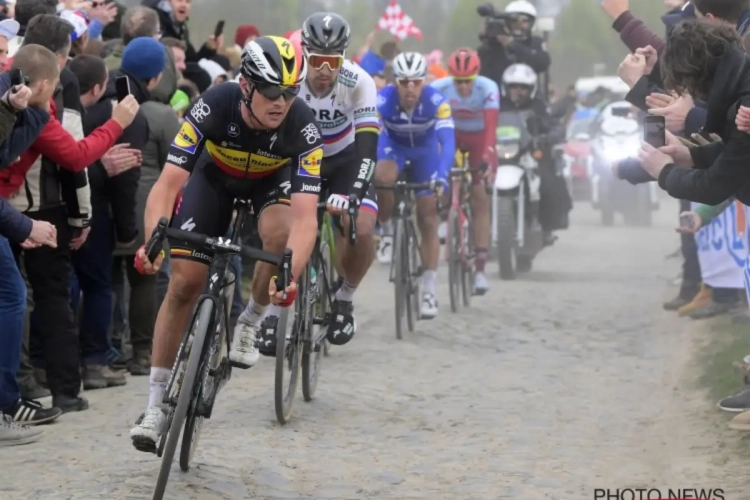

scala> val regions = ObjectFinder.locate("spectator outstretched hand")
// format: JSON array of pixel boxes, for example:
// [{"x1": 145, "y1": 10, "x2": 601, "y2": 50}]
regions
[
  {"x1": 617, "y1": 53, "x2": 646, "y2": 88},
  {"x1": 638, "y1": 142, "x2": 673, "y2": 177},
  {"x1": 600, "y1": 0, "x2": 629, "y2": 20},
  {"x1": 645, "y1": 92, "x2": 675, "y2": 109},
  {"x1": 675, "y1": 211, "x2": 703, "y2": 234},
  {"x1": 635, "y1": 45, "x2": 657, "y2": 75},
  {"x1": 112, "y1": 95, "x2": 140, "y2": 129},
  {"x1": 659, "y1": 130, "x2": 693, "y2": 167},
  {"x1": 4, "y1": 84, "x2": 32, "y2": 111},
  {"x1": 101, "y1": 143, "x2": 142, "y2": 177},
  {"x1": 648, "y1": 94, "x2": 694, "y2": 133},
  {"x1": 89, "y1": 1, "x2": 117, "y2": 25}
]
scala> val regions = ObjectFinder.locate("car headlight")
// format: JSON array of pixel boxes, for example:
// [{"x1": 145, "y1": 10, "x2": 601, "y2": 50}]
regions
[{"x1": 496, "y1": 142, "x2": 519, "y2": 159}]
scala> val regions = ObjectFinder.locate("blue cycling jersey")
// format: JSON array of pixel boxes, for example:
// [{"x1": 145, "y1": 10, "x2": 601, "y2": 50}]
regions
[
  {"x1": 376, "y1": 84, "x2": 455, "y2": 186},
  {"x1": 430, "y1": 76, "x2": 499, "y2": 133}
]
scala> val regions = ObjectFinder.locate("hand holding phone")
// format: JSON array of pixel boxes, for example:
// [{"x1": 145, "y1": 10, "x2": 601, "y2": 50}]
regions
[
  {"x1": 115, "y1": 75, "x2": 131, "y2": 102},
  {"x1": 676, "y1": 211, "x2": 701, "y2": 234}
]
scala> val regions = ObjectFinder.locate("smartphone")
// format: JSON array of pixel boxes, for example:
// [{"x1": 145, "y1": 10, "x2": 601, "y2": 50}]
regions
[
  {"x1": 115, "y1": 75, "x2": 131, "y2": 102},
  {"x1": 214, "y1": 20, "x2": 225, "y2": 39},
  {"x1": 644, "y1": 115, "x2": 666, "y2": 148},
  {"x1": 611, "y1": 106, "x2": 630, "y2": 118},
  {"x1": 680, "y1": 213, "x2": 696, "y2": 229}
]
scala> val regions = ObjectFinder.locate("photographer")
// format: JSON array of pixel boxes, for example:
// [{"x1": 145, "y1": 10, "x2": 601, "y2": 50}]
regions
[{"x1": 476, "y1": 1, "x2": 550, "y2": 92}]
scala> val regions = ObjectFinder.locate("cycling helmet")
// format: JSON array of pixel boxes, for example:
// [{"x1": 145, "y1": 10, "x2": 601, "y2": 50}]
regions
[
  {"x1": 447, "y1": 48, "x2": 481, "y2": 78},
  {"x1": 301, "y1": 12, "x2": 351, "y2": 53},
  {"x1": 240, "y1": 35, "x2": 306, "y2": 87},
  {"x1": 501, "y1": 63, "x2": 538, "y2": 97},
  {"x1": 392, "y1": 52, "x2": 427, "y2": 79}
]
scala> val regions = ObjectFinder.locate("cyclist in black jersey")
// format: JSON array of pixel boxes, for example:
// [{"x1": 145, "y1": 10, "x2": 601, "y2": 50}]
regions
[{"x1": 129, "y1": 36, "x2": 321, "y2": 451}]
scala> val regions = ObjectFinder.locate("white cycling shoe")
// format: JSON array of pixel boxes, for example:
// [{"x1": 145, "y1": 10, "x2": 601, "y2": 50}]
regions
[
  {"x1": 130, "y1": 406, "x2": 167, "y2": 452},
  {"x1": 229, "y1": 321, "x2": 260, "y2": 369},
  {"x1": 473, "y1": 272, "x2": 490, "y2": 295},
  {"x1": 438, "y1": 221, "x2": 447, "y2": 244},
  {"x1": 420, "y1": 292, "x2": 439, "y2": 320},
  {"x1": 377, "y1": 235, "x2": 393, "y2": 264}
]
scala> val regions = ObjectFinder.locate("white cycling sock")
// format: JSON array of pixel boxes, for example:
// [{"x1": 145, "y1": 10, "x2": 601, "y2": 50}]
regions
[
  {"x1": 380, "y1": 220, "x2": 393, "y2": 236},
  {"x1": 421, "y1": 270, "x2": 437, "y2": 295},
  {"x1": 238, "y1": 298, "x2": 267, "y2": 327},
  {"x1": 335, "y1": 280, "x2": 357, "y2": 302},
  {"x1": 147, "y1": 367, "x2": 171, "y2": 411}
]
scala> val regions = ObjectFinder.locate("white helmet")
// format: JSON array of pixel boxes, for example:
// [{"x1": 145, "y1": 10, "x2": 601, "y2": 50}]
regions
[
  {"x1": 504, "y1": 0, "x2": 537, "y2": 19},
  {"x1": 501, "y1": 63, "x2": 538, "y2": 97},
  {"x1": 392, "y1": 52, "x2": 427, "y2": 79}
]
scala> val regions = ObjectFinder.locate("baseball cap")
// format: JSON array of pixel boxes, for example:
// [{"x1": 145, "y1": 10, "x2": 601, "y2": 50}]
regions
[
  {"x1": 60, "y1": 10, "x2": 88, "y2": 42},
  {"x1": 0, "y1": 18, "x2": 19, "y2": 40}
]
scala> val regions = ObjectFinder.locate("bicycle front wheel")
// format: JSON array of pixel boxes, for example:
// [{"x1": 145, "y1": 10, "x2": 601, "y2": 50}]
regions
[
  {"x1": 392, "y1": 219, "x2": 407, "y2": 340},
  {"x1": 406, "y1": 221, "x2": 420, "y2": 332},
  {"x1": 461, "y1": 212, "x2": 474, "y2": 307},
  {"x1": 302, "y1": 255, "x2": 325, "y2": 401},
  {"x1": 153, "y1": 299, "x2": 214, "y2": 500},
  {"x1": 274, "y1": 273, "x2": 305, "y2": 424},
  {"x1": 447, "y1": 208, "x2": 460, "y2": 313}
]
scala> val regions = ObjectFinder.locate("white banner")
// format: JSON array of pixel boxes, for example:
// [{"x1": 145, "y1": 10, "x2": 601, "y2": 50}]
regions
[
  {"x1": 694, "y1": 201, "x2": 747, "y2": 290},
  {"x1": 744, "y1": 205, "x2": 750, "y2": 305}
]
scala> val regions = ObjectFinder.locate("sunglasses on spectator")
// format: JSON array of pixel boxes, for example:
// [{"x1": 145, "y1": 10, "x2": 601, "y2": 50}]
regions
[
  {"x1": 397, "y1": 78, "x2": 425, "y2": 87},
  {"x1": 253, "y1": 81, "x2": 300, "y2": 101},
  {"x1": 306, "y1": 52, "x2": 344, "y2": 71}
]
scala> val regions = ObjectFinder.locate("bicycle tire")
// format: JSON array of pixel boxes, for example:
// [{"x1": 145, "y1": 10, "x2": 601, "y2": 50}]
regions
[
  {"x1": 447, "y1": 208, "x2": 460, "y2": 313},
  {"x1": 321, "y1": 217, "x2": 336, "y2": 358},
  {"x1": 461, "y1": 212, "x2": 474, "y2": 307},
  {"x1": 152, "y1": 299, "x2": 214, "y2": 500},
  {"x1": 303, "y1": 250, "x2": 326, "y2": 401},
  {"x1": 274, "y1": 275, "x2": 304, "y2": 424},
  {"x1": 393, "y1": 218, "x2": 406, "y2": 340},
  {"x1": 406, "y1": 221, "x2": 420, "y2": 332}
]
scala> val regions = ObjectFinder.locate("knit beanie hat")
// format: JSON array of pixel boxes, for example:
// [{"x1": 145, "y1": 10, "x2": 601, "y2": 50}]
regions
[
  {"x1": 234, "y1": 24, "x2": 259, "y2": 47},
  {"x1": 122, "y1": 37, "x2": 166, "y2": 81}
]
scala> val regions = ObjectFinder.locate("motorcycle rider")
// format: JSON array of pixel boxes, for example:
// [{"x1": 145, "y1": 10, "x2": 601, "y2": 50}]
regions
[
  {"x1": 501, "y1": 63, "x2": 571, "y2": 243},
  {"x1": 476, "y1": 0, "x2": 550, "y2": 92}
]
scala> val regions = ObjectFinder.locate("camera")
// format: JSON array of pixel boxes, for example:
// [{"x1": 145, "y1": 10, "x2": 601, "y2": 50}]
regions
[{"x1": 477, "y1": 3, "x2": 512, "y2": 39}]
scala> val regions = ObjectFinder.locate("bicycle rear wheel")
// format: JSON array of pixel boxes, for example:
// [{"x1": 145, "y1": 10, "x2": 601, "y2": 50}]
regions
[
  {"x1": 447, "y1": 208, "x2": 460, "y2": 313},
  {"x1": 393, "y1": 218, "x2": 406, "y2": 340},
  {"x1": 152, "y1": 299, "x2": 214, "y2": 500},
  {"x1": 303, "y1": 253, "x2": 326, "y2": 401},
  {"x1": 274, "y1": 274, "x2": 304, "y2": 424}
]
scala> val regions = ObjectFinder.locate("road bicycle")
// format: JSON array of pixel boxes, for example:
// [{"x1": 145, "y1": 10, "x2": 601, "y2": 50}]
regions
[
  {"x1": 140, "y1": 201, "x2": 292, "y2": 500},
  {"x1": 273, "y1": 195, "x2": 358, "y2": 424},
  {"x1": 376, "y1": 164, "x2": 439, "y2": 340},
  {"x1": 446, "y1": 149, "x2": 487, "y2": 312}
]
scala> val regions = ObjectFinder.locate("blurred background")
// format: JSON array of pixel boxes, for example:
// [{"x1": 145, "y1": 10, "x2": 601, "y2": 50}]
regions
[{"x1": 119, "y1": 0, "x2": 667, "y2": 91}]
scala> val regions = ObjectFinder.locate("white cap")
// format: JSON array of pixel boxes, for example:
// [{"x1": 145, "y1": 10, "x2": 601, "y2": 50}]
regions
[
  {"x1": 0, "y1": 18, "x2": 19, "y2": 40},
  {"x1": 198, "y1": 58, "x2": 228, "y2": 84},
  {"x1": 60, "y1": 10, "x2": 88, "y2": 42}
]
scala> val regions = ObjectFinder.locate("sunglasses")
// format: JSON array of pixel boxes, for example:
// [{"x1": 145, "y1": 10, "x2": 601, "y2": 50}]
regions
[
  {"x1": 397, "y1": 78, "x2": 425, "y2": 87},
  {"x1": 454, "y1": 78, "x2": 475, "y2": 85},
  {"x1": 307, "y1": 52, "x2": 344, "y2": 71},
  {"x1": 253, "y1": 81, "x2": 300, "y2": 101}
]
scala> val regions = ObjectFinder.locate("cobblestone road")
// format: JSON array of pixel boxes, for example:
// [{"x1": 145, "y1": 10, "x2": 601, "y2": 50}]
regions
[{"x1": 1, "y1": 202, "x2": 747, "y2": 500}]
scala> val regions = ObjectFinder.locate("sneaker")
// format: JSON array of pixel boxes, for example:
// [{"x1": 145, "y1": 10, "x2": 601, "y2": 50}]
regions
[
  {"x1": 326, "y1": 300, "x2": 356, "y2": 346},
  {"x1": 473, "y1": 272, "x2": 489, "y2": 296},
  {"x1": 689, "y1": 301, "x2": 738, "y2": 320},
  {"x1": 130, "y1": 406, "x2": 167, "y2": 453},
  {"x1": 677, "y1": 284, "x2": 711, "y2": 317},
  {"x1": 729, "y1": 410, "x2": 750, "y2": 430},
  {"x1": 2, "y1": 399, "x2": 61, "y2": 426},
  {"x1": 83, "y1": 365, "x2": 127, "y2": 390},
  {"x1": 107, "y1": 346, "x2": 128, "y2": 371},
  {"x1": 0, "y1": 414, "x2": 44, "y2": 447},
  {"x1": 52, "y1": 395, "x2": 89, "y2": 414},
  {"x1": 420, "y1": 292, "x2": 439, "y2": 320},
  {"x1": 376, "y1": 235, "x2": 393, "y2": 264},
  {"x1": 718, "y1": 386, "x2": 750, "y2": 412},
  {"x1": 258, "y1": 315, "x2": 279, "y2": 357},
  {"x1": 229, "y1": 321, "x2": 260, "y2": 368},
  {"x1": 438, "y1": 221, "x2": 447, "y2": 244},
  {"x1": 129, "y1": 349, "x2": 151, "y2": 376}
]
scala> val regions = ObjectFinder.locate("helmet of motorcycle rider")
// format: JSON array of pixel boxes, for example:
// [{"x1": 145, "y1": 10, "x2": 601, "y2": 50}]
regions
[
  {"x1": 301, "y1": 12, "x2": 351, "y2": 54},
  {"x1": 241, "y1": 36, "x2": 306, "y2": 87},
  {"x1": 504, "y1": 0, "x2": 537, "y2": 39},
  {"x1": 392, "y1": 52, "x2": 427, "y2": 80},
  {"x1": 447, "y1": 48, "x2": 481, "y2": 78},
  {"x1": 501, "y1": 63, "x2": 537, "y2": 102}
]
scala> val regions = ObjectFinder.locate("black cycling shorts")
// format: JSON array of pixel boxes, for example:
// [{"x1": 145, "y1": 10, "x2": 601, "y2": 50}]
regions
[
  {"x1": 170, "y1": 165, "x2": 291, "y2": 265},
  {"x1": 321, "y1": 146, "x2": 378, "y2": 214}
]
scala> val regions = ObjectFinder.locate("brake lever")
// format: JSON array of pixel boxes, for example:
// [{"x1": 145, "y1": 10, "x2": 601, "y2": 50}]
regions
[
  {"x1": 145, "y1": 217, "x2": 169, "y2": 263},
  {"x1": 274, "y1": 248, "x2": 293, "y2": 298},
  {"x1": 347, "y1": 193, "x2": 359, "y2": 246}
]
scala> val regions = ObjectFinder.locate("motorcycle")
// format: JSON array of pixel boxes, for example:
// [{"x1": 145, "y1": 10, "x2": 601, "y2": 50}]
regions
[
  {"x1": 490, "y1": 111, "x2": 545, "y2": 280},
  {"x1": 590, "y1": 122, "x2": 659, "y2": 226},
  {"x1": 561, "y1": 116, "x2": 595, "y2": 201}
]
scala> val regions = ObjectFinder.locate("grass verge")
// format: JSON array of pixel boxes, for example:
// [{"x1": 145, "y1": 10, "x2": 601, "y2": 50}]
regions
[{"x1": 696, "y1": 315, "x2": 750, "y2": 403}]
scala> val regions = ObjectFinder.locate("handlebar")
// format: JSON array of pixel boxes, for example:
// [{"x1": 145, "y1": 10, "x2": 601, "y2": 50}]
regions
[
  {"x1": 374, "y1": 178, "x2": 442, "y2": 192},
  {"x1": 319, "y1": 193, "x2": 360, "y2": 246},
  {"x1": 145, "y1": 217, "x2": 293, "y2": 292}
]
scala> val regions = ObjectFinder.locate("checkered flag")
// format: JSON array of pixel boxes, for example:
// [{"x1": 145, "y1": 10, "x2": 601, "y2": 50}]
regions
[{"x1": 377, "y1": 0, "x2": 423, "y2": 41}]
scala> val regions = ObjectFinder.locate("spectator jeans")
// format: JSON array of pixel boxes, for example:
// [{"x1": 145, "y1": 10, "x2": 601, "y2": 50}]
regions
[
  {"x1": 0, "y1": 235, "x2": 25, "y2": 409},
  {"x1": 71, "y1": 207, "x2": 114, "y2": 366},
  {"x1": 14, "y1": 207, "x2": 81, "y2": 398}
]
